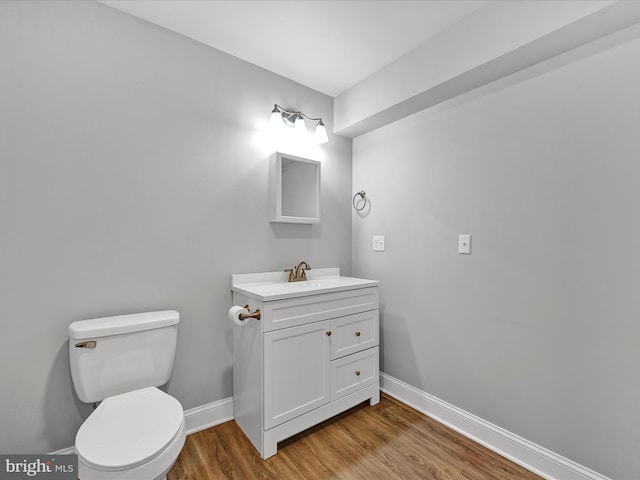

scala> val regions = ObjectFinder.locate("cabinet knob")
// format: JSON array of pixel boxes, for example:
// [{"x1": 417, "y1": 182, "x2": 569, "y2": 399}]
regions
[
  {"x1": 326, "y1": 331, "x2": 332, "y2": 336},
  {"x1": 355, "y1": 331, "x2": 361, "y2": 337},
  {"x1": 355, "y1": 370, "x2": 361, "y2": 376}
]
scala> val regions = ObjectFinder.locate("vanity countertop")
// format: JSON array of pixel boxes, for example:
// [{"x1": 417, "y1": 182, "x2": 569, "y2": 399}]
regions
[{"x1": 231, "y1": 268, "x2": 379, "y2": 301}]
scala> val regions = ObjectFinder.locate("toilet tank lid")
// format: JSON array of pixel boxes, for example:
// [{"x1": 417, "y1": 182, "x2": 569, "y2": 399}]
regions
[{"x1": 68, "y1": 310, "x2": 180, "y2": 340}]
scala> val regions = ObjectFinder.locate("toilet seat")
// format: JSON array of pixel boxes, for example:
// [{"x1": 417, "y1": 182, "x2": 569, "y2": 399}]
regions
[{"x1": 76, "y1": 387, "x2": 184, "y2": 471}]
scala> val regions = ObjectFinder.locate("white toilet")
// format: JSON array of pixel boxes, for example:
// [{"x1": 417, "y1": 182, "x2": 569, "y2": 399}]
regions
[{"x1": 68, "y1": 310, "x2": 186, "y2": 480}]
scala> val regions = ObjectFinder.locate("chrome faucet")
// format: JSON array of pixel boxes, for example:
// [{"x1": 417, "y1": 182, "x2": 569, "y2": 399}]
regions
[{"x1": 284, "y1": 261, "x2": 311, "y2": 282}]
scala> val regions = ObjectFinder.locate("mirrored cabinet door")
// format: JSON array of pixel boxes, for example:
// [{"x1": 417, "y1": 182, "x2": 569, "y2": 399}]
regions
[{"x1": 269, "y1": 152, "x2": 321, "y2": 224}]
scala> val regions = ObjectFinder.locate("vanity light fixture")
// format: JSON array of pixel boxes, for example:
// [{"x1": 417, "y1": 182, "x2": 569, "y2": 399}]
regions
[{"x1": 269, "y1": 104, "x2": 329, "y2": 144}]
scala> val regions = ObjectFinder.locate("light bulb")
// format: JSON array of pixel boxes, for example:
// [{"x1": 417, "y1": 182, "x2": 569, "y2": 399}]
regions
[
  {"x1": 270, "y1": 106, "x2": 283, "y2": 130},
  {"x1": 293, "y1": 114, "x2": 307, "y2": 137},
  {"x1": 314, "y1": 121, "x2": 328, "y2": 144}
]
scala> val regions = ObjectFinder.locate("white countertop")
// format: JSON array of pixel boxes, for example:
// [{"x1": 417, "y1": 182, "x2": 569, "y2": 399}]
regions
[{"x1": 231, "y1": 267, "x2": 379, "y2": 301}]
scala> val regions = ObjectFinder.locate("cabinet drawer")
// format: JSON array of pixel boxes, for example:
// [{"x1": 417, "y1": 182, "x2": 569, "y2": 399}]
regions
[
  {"x1": 331, "y1": 347, "x2": 379, "y2": 401},
  {"x1": 330, "y1": 311, "x2": 379, "y2": 360},
  {"x1": 263, "y1": 287, "x2": 378, "y2": 332}
]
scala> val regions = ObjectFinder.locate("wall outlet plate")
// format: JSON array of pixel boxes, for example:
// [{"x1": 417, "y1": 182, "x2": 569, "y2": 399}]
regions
[{"x1": 373, "y1": 235, "x2": 386, "y2": 252}]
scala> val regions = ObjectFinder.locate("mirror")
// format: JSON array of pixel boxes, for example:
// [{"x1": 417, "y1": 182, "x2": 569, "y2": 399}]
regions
[{"x1": 269, "y1": 152, "x2": 321, "y2": 224}]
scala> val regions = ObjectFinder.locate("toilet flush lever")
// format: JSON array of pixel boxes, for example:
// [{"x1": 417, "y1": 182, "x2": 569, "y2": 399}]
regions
[{"x1": 75, "y1": 341, "x2": 97, "y2": 348}]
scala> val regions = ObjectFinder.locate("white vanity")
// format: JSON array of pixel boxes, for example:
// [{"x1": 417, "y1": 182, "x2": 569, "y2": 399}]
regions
[{"x1": 230, "y1": 267, "x2": 380, "y2": 458}]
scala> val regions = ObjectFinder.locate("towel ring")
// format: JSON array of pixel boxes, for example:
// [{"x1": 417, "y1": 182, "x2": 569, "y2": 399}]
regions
[{"x1": 352, "y1": 191, "x2": 368, "y2": 211}]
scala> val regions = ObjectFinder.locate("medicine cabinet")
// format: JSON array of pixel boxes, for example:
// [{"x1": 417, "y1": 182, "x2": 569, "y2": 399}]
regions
[{"x1": 269, "y1": 152, "x2": 321, "y2": 224}]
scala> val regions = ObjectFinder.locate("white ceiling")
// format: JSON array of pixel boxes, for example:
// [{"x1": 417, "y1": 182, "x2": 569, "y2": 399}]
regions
[{"x1": 99, "y1": 0, "x2": 487, "y2": 97}]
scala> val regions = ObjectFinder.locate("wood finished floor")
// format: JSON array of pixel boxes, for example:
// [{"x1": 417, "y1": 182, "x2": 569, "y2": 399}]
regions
[{"x1": 167, "y1": 394, "x2": 541, "y2": 480}]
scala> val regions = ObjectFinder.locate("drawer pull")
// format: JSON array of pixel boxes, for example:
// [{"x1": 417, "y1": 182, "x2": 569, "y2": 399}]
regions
[
  {"x1": 326, "y1": 331, "x2": 332, "y2": 336},
  {"x1": 355, "y1": 370, "x2": 361, "y2": 376},
  {"x1": 355, "y1": 331, "x2": 361, "y2": 337}
]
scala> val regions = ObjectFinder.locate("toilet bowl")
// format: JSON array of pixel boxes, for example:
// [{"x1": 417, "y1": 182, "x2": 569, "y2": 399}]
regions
[
  {"x1": 68, "y1": 311, "x2": 185, "y2": 480},
  {"x1": 75, "y1": 388, "x2": 186, "y2": 480}
]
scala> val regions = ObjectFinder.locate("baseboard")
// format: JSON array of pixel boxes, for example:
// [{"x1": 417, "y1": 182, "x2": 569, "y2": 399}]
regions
[
  {"x1": 184, "y1": 396, "x2": 233, "y2": 435},
  {"x1": 51, "y1": 446, "x2": 75, "y2": 455},
  {"x1": 51, "y1": 396, "x2": 234, "y2": 454},
  {"x1": 380, "y1": 372, "x2": 610, "y2": 480}
]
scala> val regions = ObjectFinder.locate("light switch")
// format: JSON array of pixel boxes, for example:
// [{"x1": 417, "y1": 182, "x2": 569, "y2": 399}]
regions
[
  {"x1": 458, "y1": 234, "x2": 471, "y2": 254},
  {"x1": 373, "y1": 235, "x2": 386, "y2": 252}
]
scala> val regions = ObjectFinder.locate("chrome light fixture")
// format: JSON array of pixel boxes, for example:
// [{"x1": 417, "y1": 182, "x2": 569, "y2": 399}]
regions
[{"x1": 269, "y1": 104, "x2": 328, "y2": 144}]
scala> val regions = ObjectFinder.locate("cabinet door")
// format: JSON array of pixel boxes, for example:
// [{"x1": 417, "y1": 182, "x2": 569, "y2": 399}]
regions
[{"x1": 264, "y1": 320, "x2": 331, "y2": 429}]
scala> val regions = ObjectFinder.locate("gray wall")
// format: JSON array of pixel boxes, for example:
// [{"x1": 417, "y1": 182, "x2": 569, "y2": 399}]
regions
[
  {"x1": 0, "y1": 1, "x2": 352, "y2": 453},
  {"x1": 352, "y1": 28, "x2": 640, "y2": 479}
]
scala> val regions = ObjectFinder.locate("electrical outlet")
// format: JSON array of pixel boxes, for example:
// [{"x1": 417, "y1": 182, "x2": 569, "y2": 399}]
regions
[{"x1": 373, "y1": 235, "x2": 386, "y2": 252}]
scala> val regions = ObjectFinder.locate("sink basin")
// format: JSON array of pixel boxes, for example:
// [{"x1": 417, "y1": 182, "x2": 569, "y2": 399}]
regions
[{"x1": 231, "y1": 268, "x2": 379, "y2": 301}]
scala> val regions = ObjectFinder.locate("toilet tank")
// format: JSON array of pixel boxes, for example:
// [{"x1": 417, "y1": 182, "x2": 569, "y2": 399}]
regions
[{"x1": 68, "y1": 310, "x2": 180, "y2": 403}]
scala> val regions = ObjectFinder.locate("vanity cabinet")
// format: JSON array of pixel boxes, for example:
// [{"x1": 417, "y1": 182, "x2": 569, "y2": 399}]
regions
[{"x1": 231, "y1": 271, "x2": 380, "y2": 459}]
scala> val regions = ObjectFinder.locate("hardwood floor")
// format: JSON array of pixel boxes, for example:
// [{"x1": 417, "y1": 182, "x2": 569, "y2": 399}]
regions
[{"x1": 168, "y1": 394, "x2": 541, "y2": 480}]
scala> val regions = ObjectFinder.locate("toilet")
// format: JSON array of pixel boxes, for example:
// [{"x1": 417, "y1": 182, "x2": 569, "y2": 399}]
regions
[{"x1": 68, "y1": 310, "x2": 186, "y2": 480}]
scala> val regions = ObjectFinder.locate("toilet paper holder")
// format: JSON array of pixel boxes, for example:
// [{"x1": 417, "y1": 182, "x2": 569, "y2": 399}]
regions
[{"x1": 239, "y1": 305, "x2": 261, "y2": 321}]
